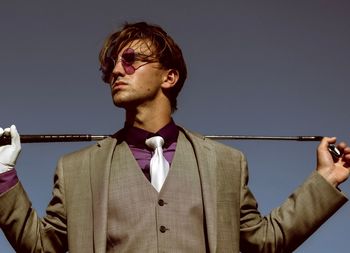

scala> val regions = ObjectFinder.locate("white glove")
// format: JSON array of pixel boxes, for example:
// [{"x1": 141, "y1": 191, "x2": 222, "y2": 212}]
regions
[{"x1": 0, "y1": 125, "x2": 21, "y2": 173}]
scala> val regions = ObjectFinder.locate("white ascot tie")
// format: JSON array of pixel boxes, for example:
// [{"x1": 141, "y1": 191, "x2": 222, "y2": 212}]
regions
[{"x1": 145, "y1": 136, "x2": 170, "y2": 192}]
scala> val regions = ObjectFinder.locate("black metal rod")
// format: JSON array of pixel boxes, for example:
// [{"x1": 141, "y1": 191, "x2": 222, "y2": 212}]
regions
[
  {"x1": 204, "y1": 135, "x2": 323, "y2": 141},
  {"x1": 0, "y1": 134, "x2": 324, "y2": 145},
  {"x1": 0, "y1": 134, "x2": 108, "y2": 145}
]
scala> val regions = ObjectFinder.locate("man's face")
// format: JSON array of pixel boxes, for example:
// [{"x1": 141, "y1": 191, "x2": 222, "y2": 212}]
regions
[{"x1": 109, "y1": 39, "x2": 167, "y2": 110}]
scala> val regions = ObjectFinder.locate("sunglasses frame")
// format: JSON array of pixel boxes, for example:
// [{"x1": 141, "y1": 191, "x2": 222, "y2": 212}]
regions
[{"x1": 102, "y1": 48, "x2": 156, "y2": 83}]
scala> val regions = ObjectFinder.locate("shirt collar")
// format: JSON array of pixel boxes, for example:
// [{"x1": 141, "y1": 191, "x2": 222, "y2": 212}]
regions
[{"x1": 121, "y1": 119, "x2": 179, "y2": 149}]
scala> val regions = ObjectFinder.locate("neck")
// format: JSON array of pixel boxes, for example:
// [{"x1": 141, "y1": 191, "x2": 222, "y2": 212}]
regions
[{"x1": 124, "y1": 102, "x2": 172, "y2": 133}]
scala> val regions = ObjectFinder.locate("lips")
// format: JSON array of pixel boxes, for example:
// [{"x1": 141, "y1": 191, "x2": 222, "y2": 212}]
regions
[{"x1": 112, "y1": 81, "x2": 128, "y2": 91}]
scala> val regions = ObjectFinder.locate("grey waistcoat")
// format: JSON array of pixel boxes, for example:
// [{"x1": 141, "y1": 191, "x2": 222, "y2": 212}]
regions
[{"x1": 107, "y1": 131, "x2": 207, "y2": 252}]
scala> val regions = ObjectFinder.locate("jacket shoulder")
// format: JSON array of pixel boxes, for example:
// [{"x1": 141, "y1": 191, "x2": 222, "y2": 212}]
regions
[
  {"x1": 179, "y1": 127, "x2": 245, "y2": 159},
  {"x1": 59, "y1": 137, "x2": 115, "y2": 164}
]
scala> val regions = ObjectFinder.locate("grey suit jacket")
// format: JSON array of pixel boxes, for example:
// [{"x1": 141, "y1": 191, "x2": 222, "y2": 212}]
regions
[{"x1": 0, "y1": 128, "x2": 347, "y2": 252}]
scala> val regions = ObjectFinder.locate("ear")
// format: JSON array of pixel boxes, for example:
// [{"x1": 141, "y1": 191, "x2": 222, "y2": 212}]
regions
[{"x1": 161, "y1": 69, "x2": 179, "y2": 89}]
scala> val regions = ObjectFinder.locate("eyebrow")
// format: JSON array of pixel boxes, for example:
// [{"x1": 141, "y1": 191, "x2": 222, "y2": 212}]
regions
[{"x1": 122, "y1": 49, "x2": 154, "y2": 60}]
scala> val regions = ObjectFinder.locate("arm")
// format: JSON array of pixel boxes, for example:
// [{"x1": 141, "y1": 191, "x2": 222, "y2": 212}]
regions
[
  {"x1": 0, "y1": 125, "x2": 68, "y2": 252},
  {"x1": 239, "y1": 140, "x2": 348, "y2": 253}
]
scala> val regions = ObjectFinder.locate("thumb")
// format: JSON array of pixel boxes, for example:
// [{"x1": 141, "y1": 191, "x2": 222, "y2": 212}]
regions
[{"x1": 10, "y1": 125, "x2": 21, "y2": 148}]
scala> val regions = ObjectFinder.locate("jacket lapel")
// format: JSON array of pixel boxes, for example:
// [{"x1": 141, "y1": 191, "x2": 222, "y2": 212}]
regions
[
  {"x1": 89, "y1": 129, "x2": 218, "y2": 252},
  {"x1": 181, "y1": 128, "x2": 218, "y2": 253},
  {"x1": 90, "y1": 137, "x2": 117, "y2": 253}
]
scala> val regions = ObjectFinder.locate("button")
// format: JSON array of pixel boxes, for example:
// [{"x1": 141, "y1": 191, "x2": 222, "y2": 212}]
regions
[
  {"x1": 158, "y1": 199, "x2": 165, "y2": 206},
  {"x1": 159, "y1": 226, "x2": 168, "y2": 233}
]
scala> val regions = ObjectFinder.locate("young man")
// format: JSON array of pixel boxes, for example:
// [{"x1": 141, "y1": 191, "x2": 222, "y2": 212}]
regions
[{"x1": 0, "y1": 22, "x2": 349, "y2": 253}]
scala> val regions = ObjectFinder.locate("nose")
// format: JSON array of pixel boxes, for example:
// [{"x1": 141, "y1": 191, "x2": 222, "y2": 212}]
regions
[
  {"x1": 112, "y1": 58, "x2": 125, "y2": 77},
  {"x1": 109, "y1": 58, "x2": 125, "y2": 84}
]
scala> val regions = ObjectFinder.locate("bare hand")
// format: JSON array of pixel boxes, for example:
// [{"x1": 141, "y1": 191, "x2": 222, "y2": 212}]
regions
[{"x1": 316, "y1": 137, "x2": 350, "y2": 187}]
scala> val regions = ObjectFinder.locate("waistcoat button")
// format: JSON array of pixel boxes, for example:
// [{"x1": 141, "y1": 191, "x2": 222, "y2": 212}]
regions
[
  {"x1": 159, "y1": 226, "x2": 167, "y2": 233},
  {"x1": 158, "y1": 199, "x2": 165, "y2": 206}
]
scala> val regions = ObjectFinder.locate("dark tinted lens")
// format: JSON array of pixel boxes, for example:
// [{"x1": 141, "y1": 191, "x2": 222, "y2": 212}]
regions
[
  {"x1": 122, "y1": 48, "x2": 135, "y2": 66},
  {"x1": 102, "y1": 57, "x2": 115, "y2": 73},
  {"x1": 101, "y1": 57, "x2": 115, "y2": 82}
]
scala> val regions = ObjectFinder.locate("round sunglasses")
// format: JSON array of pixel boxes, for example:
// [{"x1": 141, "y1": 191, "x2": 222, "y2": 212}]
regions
[{"x1": 102, "y1": 48, "x2": 154, "y2": 82}]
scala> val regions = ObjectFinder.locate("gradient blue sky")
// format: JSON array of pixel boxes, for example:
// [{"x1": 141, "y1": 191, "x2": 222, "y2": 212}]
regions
[{"x1": 1, "y1": 1, "x2": 349, "y2": 252}]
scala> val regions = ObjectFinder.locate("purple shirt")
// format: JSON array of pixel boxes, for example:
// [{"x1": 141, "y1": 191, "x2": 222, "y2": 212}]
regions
[
  {"x1": 0, "y1": 120, "x2": 179, "y2": 194},
  {"x1": 0, "y1": 169, "x2": 18, "y2": 194},
  {"x1": 119, "y1": 120, "x2": 179, "y2": 181}
]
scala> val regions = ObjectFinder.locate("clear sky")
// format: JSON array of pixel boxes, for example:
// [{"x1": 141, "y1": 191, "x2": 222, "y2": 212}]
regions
[{"x1": 1, "y1": 1, "x2": 349, "y2": 252}]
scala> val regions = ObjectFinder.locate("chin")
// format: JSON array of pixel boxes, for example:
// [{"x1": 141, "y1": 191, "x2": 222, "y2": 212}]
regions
[
  {"x1": 112, "y1": 93, "x2": 127, "y2": 107},
  {"x1": 113, "y1": 98, "x2": 137, "y2": 110},
  {"x1": 112, "y1": 94, "x2": 144, "y2": 110},
  {"x1": 113, "y1": 100, "x2": 127, "y2": 108}
]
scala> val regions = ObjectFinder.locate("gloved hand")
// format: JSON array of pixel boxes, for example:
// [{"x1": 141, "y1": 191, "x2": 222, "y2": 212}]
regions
[{"x1": 0, "y1": 125, "x2": 21, "y2": 173}]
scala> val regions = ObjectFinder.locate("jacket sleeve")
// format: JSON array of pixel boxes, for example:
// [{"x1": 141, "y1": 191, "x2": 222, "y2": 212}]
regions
[
  {"x1": 239, "y1": 152, "x2": 348, "y2": 253},
  {"x1": 0, "y1": 157, "x2": 68, "y2": 253}
]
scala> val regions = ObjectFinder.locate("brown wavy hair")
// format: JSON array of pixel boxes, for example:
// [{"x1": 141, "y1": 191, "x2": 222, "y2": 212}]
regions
[{"x1": 99, "y1": 22, "x2": 187, "y2": 112}]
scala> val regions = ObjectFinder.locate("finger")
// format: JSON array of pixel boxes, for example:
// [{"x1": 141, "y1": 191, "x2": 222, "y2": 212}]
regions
[
  {"x1": 319, "y1": 136, "x2": 336, "y2": 150},
  {"x1": 337, "y1": 142, "x2": 347, "y2": 150},
  {"x1": 10, "y1": 125, "x2": 21, "y2": 147},
  {"x1": 345, "y1": 153, "x2": 350, "y2": 159},
  {"x1": 343, "y1": 146, "x2": 350, "y2": 160},
  {"x1": 3, "y1": 127, "x2": 11, "y2": 136},
  {"x1": 343, "y1": 146, "x2": 350, "y2": 154}
]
